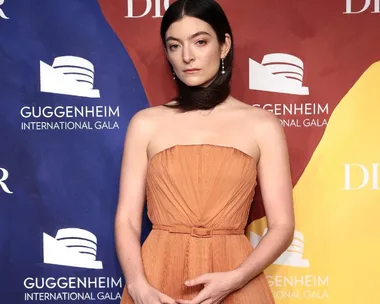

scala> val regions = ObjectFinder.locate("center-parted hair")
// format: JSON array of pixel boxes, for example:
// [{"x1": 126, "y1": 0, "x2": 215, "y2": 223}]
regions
[{"x1": 160, "y1": 0, "x2": 234, "y2": 112}]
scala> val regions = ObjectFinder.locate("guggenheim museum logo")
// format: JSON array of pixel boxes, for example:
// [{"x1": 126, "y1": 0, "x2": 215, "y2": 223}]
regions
[
  {"x1": 43, "y1": 228, "x2": 103, "y2": 269},
  {"x1": 0, "y1": 0, "x2": 9, "y2": 19},
  {"x1": 249, "y1": 53, "x2": 309, "y2": 96},
  {"x1": 40, "y1": 56, "x2": 100, "y2": 98}
]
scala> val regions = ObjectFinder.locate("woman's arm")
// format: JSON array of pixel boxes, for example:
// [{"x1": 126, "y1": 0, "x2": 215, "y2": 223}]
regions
[
  {"x1": 233, "y1": 111, "x2": 295, "y2": 287},
  {"x1": 114, "y1": 110, "x2": 153, "y2": 292}
]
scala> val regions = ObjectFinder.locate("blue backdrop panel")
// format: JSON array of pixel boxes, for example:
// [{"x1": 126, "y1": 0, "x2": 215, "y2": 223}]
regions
[{"x1": 0, "y1": 1, "x2": 151, "y2": 303}]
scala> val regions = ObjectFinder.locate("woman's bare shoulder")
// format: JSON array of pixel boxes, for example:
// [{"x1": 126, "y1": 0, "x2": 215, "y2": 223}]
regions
[
  {"x1": 126, "y1": 103, "x2": 178, "y2": 137},
  {"x1": 130, "y1": 102, "x2": 177, "y2": 121},
  {"x1": 228, "y1": 97, "x2": 282, "y2": 136},
  {"x1": 229, "y1": 97, "x2": 278, "y2": 121}
]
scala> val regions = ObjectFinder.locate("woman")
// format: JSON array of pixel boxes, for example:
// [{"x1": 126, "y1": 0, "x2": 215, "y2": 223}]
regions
[{"x1": 115, "y1": 0, "x2": 295, "y2": 303}]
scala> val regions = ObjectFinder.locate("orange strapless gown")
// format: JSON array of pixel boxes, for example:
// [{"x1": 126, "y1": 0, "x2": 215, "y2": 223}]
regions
[{"x1": 121, "y1": 144, "x2": 275, "y2": 303}]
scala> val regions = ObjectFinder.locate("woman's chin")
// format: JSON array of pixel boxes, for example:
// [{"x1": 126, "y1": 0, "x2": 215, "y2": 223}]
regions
[{"x1": 181, "y1": 77, "x2": 215, "y2": 88}]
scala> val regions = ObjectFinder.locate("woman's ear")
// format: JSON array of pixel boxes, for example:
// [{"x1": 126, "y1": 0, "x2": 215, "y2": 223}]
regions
[{"x1": 221, "y1": 33, "x2": 232, "y2": 59}]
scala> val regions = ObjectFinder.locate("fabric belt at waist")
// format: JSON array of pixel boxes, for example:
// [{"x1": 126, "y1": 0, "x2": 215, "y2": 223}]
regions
[{"x1": 152, "y1": 224, "x2": 244, "y2": 238}]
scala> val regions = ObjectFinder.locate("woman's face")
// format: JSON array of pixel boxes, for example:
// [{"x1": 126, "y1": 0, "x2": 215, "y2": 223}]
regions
[{"x1": 165, "y1": 16, "x2": 230, "y2": 87}]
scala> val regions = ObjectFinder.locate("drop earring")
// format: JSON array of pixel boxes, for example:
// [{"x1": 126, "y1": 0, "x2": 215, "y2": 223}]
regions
[
  {"x1": 221, "y1": 58, "x2": 225, "y2": 74},
  {"x1": 173, "y1": 72, "x2": 176, "y2": 80}
]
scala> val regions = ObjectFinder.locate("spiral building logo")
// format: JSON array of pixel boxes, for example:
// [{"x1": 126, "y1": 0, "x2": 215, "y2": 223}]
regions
[
  {"x1": 0, "y1": 0, "x2": 9, "y2": 19},
  {"x1": 249, "y1": 53, "x2": 309, "y2": 95},
  {"x1": 43, "y1": 228, "x2": 103, "y2": 269},
  {"x1": 40, "y1": 56, "x2": 100, "y2": 98}
]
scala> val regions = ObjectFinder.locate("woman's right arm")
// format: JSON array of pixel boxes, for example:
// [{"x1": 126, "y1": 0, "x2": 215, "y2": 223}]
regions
[
  {"x1": 114, "y1": 110, "x2": 152, "y2": 293},
  {"x1": 115, "y1": 110, "x2": 177, "y2": 304}
]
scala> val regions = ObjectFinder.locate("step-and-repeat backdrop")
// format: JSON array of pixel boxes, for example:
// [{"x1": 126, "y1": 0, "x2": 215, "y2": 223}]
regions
[{"x1": 1, "y1": 0, "x2": 379, "y2": 303}]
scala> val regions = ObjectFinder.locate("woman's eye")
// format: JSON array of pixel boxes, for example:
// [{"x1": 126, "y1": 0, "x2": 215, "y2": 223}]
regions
[
  {"x1": 196, "y1": 40, "x2": 207, "y2": 46},
  {"x1": 168, "y1": 44, "x2": 179, "y2": 51}
]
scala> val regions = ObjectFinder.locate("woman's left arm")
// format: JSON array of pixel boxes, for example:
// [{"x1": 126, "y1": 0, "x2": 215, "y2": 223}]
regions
[{"x1": 233, "y1": 112, "x2": 295, "y2": 287}]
